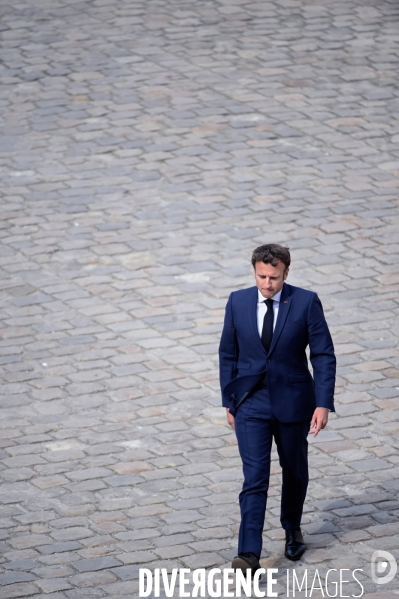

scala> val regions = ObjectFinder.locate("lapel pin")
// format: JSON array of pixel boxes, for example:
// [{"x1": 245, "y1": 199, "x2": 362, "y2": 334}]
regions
[{"x1": 284, "y1": 301, "x2": 288, "y2": 304}]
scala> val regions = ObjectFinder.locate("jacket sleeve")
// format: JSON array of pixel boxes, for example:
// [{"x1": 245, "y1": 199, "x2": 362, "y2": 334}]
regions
[
  {"x1": 219, "y1": 293, "x2": 238, "y2": 408},
  {"x1": 307, "y1": 293, "x2": 336, "y2": 412}
]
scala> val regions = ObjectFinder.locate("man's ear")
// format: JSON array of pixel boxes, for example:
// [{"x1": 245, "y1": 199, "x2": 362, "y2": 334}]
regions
[{"x1": 284, "y1": 268, "x2": 289, "y2": 280}]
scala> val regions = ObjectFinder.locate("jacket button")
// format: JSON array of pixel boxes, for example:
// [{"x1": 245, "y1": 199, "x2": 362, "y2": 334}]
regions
[{"x1": 267, "y1": 359, "x2": 271, "y2": 363}]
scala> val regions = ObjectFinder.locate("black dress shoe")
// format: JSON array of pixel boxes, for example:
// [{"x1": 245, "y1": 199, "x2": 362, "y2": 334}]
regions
[
  {"x1": 232, "y1": 552, "x2": 261, "y2": 577},
  {"x1": 284, "y1": 529, "x2": 306, "y2": 561}
]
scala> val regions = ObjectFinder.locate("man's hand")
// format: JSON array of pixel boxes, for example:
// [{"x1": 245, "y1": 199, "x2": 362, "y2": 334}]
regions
[
  {"x1": 309, "y1": 407, "x2": 329, "y2": 437},
  {"x1": 226, "y1": 408, "x2": 235, "y2": 430}
]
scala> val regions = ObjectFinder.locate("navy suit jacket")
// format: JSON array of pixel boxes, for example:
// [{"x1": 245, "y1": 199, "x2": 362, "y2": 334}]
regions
[{"x1": 219, "y1": 283, "x2": 336, "y2": 422}]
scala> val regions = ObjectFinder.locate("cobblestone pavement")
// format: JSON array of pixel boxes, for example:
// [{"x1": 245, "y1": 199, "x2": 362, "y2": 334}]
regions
[{"x1": 1, "y1": 0, "x2": 399, "y2": 597}]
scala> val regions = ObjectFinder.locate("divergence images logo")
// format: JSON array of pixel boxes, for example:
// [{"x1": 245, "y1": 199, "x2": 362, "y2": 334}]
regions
[{"x1": 371, "y1": 550, "x2": 397, "y2": 585}]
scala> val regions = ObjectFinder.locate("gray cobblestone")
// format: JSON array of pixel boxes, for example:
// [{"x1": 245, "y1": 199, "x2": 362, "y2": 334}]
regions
[{"x1": 71, "y1": 557, "x2": 122, "y2": 573}]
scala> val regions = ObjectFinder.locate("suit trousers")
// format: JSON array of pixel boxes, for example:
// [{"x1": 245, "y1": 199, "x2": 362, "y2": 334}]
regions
[{"x1": 234, "y1": 387, "x2": 309, "y2": 557}]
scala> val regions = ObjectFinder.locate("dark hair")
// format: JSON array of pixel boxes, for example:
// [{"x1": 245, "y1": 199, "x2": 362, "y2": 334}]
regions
[{"x1": 251, "y1": 244, "x2": 291, "y2": 270}]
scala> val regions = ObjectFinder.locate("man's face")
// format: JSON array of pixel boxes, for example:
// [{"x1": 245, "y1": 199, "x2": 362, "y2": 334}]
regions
[{"x1": 254, "y1": 260, "x2": 289, "y2": 298}]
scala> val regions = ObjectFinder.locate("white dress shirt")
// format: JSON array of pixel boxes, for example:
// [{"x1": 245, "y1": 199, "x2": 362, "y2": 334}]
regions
[{"x1": 257, "y1": 288, "x2": 282, "y2": 337}]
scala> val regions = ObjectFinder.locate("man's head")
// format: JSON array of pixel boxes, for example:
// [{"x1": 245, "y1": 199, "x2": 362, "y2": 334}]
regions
[{"x1": 252, "y1": 244, "x2": 290, "y2": 298}]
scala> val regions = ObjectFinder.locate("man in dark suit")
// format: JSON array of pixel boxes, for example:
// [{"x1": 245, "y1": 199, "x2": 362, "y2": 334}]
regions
[{"x1": 219, "y1": 244, "x2": 336, "y2": 574}]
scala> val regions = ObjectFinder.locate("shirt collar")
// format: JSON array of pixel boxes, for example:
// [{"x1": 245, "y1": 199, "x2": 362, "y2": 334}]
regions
[{"x1": 257, "y1": 288, "x2": 282, "y2": 304}]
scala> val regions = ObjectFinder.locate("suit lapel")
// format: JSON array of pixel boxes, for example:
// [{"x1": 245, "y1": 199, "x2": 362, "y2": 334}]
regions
[
  {"x1": 249, "y1": 287, "x2": 267, "y2": 354},
  {"x1": 268, "y1": 283, "x2": 292, "y2": 356}
]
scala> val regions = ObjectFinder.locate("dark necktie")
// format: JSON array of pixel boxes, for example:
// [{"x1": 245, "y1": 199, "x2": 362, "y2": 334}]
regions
[{"x1": 261, "y1": 299, "x2": 274, "y2": 353}]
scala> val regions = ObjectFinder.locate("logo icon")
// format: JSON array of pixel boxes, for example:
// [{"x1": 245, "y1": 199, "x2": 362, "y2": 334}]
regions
[{"x1": 371, "y1": 550, "x2": 397, "y2": 585}]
